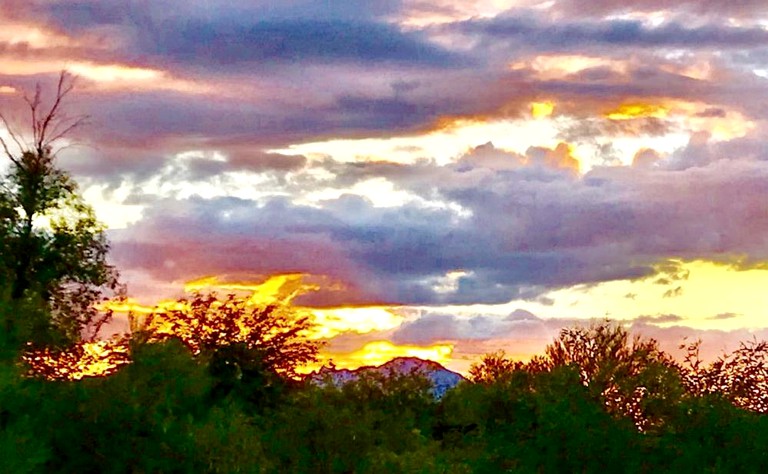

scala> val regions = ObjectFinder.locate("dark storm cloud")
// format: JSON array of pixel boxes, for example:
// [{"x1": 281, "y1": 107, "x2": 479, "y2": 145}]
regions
[
  {"x1": 26, "y1": 1, "x2": 462, "y2": 69},
  {"x1": 58, "y1": 146, "x2": 169, "y2": 190},
  {"x1": 330, "y1": 95, "x2": 443, "y2": 132},
  {"x1": 67, "y1": 82, "x2": 482, "y2": 152},
  {"x1": 142, "y1": 19, "x2": 463, "y2": 68},
  {"x1": 38, "y1": 0, "x2": 406, "y2": 29}
]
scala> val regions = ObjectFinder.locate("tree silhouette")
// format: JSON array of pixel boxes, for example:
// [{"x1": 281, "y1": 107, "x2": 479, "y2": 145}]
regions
[
  {"x1": 0, "y1": 71, "x2": 121, "y2": 351},
  {"x1": 680, "y1": 338, "x2": 768, "y2": 413},
  {"x1": 138, "y1": 292, "x2": 322, "y2": 380},
  {"x1": 468, "y1": 321, "x2": 683, "y2": 430},
  {"x1": 468, "y1": 350, "x2": 524, "y2": 384}
]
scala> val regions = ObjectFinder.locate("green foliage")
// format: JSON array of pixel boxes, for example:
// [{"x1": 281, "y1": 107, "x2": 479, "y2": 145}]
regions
[
  {"x1": 469, "y1": 321, "x2": 685, "y2": 430},
  {"x1": 0, "y1": 72, "x2": 121, "y2": 353},
  {"x1": 440, "y1": 366, "x2": 643, "y2": 472},
  {"x1": 0, "y1": 362, "x2": 51, "y2": 473},
  {"x1": 5, "y1": 300, "x2": 768, "y2": 473},
  {"x1": 40, "y1": 340, "x2": 213, "y2": 473},
  {"x1": 265, "y1": 369, "x2": 440, "y2": 473}
]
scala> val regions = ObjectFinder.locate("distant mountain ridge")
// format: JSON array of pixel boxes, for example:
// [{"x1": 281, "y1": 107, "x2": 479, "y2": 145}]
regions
[{"x1": 307, "y1": 357, "x2": 466, "y2": 398}]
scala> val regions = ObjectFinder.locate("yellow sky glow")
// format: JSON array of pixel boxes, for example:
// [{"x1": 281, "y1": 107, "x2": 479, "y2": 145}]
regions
[
  {"x1": 607, "y1": 103, "x2": 670, "y2": 120},
  {"x1": 73, "y1": 258, "x2": 768, "y2": 377},
  {"x1": 429, "y1": 260, "x2": 768, "y2": 334},
  {"x1": 308, "y1": 340, "x2": 454, "y2": 372},
  {"x1": 531, "y1": 101, "x2": 555, "y2": 118}
]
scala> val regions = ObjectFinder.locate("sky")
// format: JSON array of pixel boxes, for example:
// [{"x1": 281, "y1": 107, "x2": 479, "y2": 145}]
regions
[{"x1": 3, "y1": 0, "x2": 768, "y2": 373}]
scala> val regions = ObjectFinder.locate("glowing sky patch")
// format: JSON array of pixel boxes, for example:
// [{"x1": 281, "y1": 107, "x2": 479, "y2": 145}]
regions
[
  {"x1": 531, "y1": 101, "x2": 555, "y2": 118},
  {"x1": 82, "y1": 185, "x2": 144, "y2": 229},
  {"x1": 0, "y1": 21, "x2": 76, "y2": 48},
  {"x1": 184, "y1": 273, "x2": 316, "y2": 305},
  {"x1": 428, "y1": 260, "x2": 768, "y2": 332},
  {"x1": 278, "y1": 117, "x2": 562, "y2": 166},
  {"x1": 513, "y1": 54, "x2": 630, "y2": 80},
  {"x1": 607, "y1": 103, "x2": 669, "y2": 121},
  {"x1": 308, "y1": 307, "x2": 405, "y2": 339},
  {"x1": 315, "y1": 340, "x2": 454, "y2": 371}
]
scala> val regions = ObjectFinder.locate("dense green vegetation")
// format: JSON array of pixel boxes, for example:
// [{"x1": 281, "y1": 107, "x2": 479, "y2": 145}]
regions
[{"x1": 3, "y1": 318, "x2": 768, "y2": 473}]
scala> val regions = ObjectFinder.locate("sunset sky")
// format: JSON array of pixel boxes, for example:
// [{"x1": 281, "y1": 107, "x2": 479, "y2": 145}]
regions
[{"x1": 3, "y1": 0, "x2": 768, "y2": 373}]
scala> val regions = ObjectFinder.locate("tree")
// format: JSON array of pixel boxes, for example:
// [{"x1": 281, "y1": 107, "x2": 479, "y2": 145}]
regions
[
  {"x1": 0, "y1": 71, "x2": 120, "y2": 351},
  {"x1": 680, "y1": 338, "x2": 768, "y2": 413},
  {"x1": 543, "y1": 321, "x2": 683, "y2": 430},
  {"x1": 467, "y1": 350, "x2": 524, "y2": 384},
  {"x1": 469, "y1": 321, "x2": 684, "y2": 431},
  {"x1": 139, "y1": 292, "x2": 322, "y2": 380}
]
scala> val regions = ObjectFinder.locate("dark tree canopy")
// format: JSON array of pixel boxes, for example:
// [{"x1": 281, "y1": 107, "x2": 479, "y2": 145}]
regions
[
  {"x1": 0, "y1": 72, "x2": 120, "y2": 351},
  {"x1": 139, "y1": 291, "x2": 322, "y2": 379}
]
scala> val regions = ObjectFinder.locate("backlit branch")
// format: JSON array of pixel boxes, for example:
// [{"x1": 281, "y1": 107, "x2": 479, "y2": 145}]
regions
[{"x1": 1, "y1": 70, "x2": 88, "y2": 162}]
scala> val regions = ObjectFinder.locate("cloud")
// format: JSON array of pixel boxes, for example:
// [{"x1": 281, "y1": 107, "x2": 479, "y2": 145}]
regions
[
  {"x1": 451, "y1": 15, "x2": 768, "y2": 52},
  {"x1": 101, "y1": 135, "x2": 768, "y2": 306},
  {"x1": 710, "y1": 312, "x2": 740, "y2": 320},
  {"x1": 628, "y1": 322, "x2": 768, "y2": 362},
  {"x1": 526, "y1": 143, "x2": 580, "y2": 172},
  {"x1": 21, "y1": 2, "x2": 461, "y2": 70},
  {"x1": 5, "y1": 0, "x2": 768, "y2": 313},
  {"x1": 632, "y1": 314, "x2": 684, "y2": 325},
  {"x1": 632, "y1": 148, "x2": 662, "y2": 168},
  {"x1": 183, "y1": 151, "x2": 308, "y2": 180},
  {"x1": 551, "y1": 0, "x2": 768, "y2": 18},
  {"x1": 391, "y1": 309, "x2": 550, "y2": 344}
]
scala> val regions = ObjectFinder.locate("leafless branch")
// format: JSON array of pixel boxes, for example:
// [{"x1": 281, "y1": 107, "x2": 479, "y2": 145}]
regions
[
  {"x1": 0, "y1": 112, "x2": 25, "y2": 165},
  {"x1": 9, "y1": 70, "x2": 88, "y2": 154},
  {"x1": 36, "y1": 71, "x2": 77, "y2": 151},
  {"x1": 47, "y1": 115, "x2": 90, "y2": 147},
  {"x1": 1, "y1": 70, "x2": 87, "y2": 163}
]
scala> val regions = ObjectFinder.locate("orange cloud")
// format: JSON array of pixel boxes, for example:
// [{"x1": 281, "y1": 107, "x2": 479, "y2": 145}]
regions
[
  {"x1": 527, "y1": 142, "x2": 581, "y2": 172},
  {"x1": 183, "y1": 273, "x2": 318, "y2": 305}
]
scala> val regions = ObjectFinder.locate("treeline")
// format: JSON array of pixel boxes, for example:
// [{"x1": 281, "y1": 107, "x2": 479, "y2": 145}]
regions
[{"x1": 3, "y1": 316, "x2": 768, "y2": 473}]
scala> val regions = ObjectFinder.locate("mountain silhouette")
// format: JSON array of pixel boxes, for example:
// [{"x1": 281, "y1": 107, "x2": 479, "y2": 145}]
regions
[{"x1": 308, "y1": 357, "x2": 466, "y2": 398}]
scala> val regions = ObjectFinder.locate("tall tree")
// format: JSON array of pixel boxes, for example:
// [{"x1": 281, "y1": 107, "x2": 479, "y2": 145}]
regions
[{"x1": 0, "y1": 71, "x2": 120, "y2": 350}]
